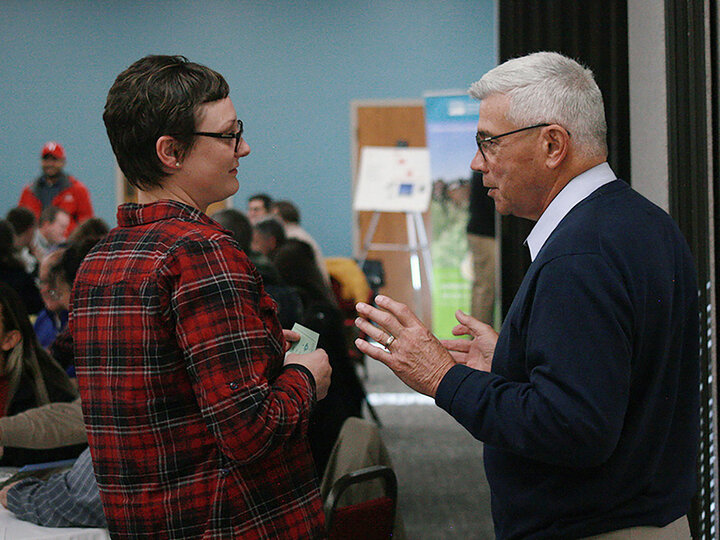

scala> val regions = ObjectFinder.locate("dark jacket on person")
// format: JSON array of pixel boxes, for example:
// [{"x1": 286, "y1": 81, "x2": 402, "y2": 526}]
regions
[{"x1": 437, "y1": 180, "x2": 699, "y2": 539}]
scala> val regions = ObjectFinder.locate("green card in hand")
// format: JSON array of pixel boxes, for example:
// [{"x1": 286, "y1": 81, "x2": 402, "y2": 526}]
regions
[{"x1": 285, "y1": 323, "x2": 319, "y2": 358}]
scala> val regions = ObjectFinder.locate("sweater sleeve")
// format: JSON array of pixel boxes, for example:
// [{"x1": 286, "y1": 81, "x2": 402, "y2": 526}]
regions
[
  {"x1": 0, "y1": 398, "x2": 86, "y2": 449},
  {"x1": 436, "y1": 253, "x2": 633, "y2": 467}
]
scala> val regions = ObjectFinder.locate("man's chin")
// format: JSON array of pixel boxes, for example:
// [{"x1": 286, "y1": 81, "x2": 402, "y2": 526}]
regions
[{"x1": 492, "y1": 201, "x2": 511, "y2": 216}]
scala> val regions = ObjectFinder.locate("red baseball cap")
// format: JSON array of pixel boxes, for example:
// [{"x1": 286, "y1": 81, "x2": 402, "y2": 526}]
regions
[{"x1": 41, "y1": 141, "x2": 66, "y2": 160}]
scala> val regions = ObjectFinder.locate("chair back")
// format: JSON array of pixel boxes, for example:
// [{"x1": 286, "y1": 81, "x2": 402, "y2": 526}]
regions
[{"x1": 324, "y1": 465, "x2": 397, "y2": 540}]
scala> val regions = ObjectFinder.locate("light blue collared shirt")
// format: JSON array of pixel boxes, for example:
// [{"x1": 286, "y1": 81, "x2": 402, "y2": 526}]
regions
[{"x1": 525, "y1": 162, "x2": 617, "y2": 261}]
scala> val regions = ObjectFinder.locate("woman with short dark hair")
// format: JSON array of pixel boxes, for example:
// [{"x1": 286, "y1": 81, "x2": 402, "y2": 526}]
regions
[{"x1": 71, "y1": 55, "x2": 330, "y2": 539}]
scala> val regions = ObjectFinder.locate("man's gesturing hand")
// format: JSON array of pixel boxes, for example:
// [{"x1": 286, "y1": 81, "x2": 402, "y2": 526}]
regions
[
  {"x1": 440, "y1": 310, "x2": 498, "y2": 373},
  {"x1": 354, "y1": 295, "x2": 455, "y2": 397}
]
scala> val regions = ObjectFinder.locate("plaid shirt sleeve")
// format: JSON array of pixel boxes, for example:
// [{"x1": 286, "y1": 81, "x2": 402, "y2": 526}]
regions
[
  {"x1": 7, "y1": 448, "x2": 107, "y2": 528},
  {"x1": 166, "y1": 234, "x2": 316, "y2": 464}
]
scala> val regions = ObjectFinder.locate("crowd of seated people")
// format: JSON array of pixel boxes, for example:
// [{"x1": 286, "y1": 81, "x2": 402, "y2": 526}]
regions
[
  {"x1": 273, "y1": 239, "x2": 366, "y2": 472},
  {"x1": 1, "y1": 205, "x2": 113, "y2": 402},
  {"x1": 215, "y1": 204, "x2": 368, "y2": 472},
  {"x1": 0, "y1": 283, "x2": 82, "y2": 467},
  {"x1": 212, "y1": 208, "x2": 303, "y2": 329},
  {"x1": 0, "y1": 195, "x2": 371, "y2": 531},
  {"x1": 0, "y1": 207, "x2": 111, "y2": 529}
]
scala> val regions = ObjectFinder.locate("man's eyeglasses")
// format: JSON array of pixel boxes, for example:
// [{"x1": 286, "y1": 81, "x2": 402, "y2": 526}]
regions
[
  {"x1": 475, "y1": 123, "x2": 550, "y2": 161},
  {"x1": 194, "y1": 119, "x2": 244, "y2": 153}
]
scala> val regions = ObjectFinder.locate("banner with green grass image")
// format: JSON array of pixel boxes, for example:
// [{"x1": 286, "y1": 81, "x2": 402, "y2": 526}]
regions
[{"x1": 424, "y1": 93, "x2": 478, "y2": 338}]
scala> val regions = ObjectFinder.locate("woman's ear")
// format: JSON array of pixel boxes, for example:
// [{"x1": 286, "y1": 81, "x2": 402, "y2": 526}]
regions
[
  {"x1": 0, "y1": 329, "x2": 21, "y2": 352},
  {"x1": 542, "y1": 125, "x2": 570, "y2": 170},
  {"x1": 156, "y1": 136, "x2": 181, "y2": 170}
]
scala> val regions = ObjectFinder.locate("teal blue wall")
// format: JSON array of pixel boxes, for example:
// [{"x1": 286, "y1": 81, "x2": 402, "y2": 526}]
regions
[{"x1": 0, "y1": 1, "x2": 496, "y2": 256}]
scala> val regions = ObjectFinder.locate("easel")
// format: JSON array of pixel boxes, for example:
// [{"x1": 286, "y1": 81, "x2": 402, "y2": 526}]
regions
[
  {"x1": 352, "y1": 146, "x2": 433, "y2": 427},
  {"x1": 356, "y1": 210, "x2": 433, "y2": 324}
]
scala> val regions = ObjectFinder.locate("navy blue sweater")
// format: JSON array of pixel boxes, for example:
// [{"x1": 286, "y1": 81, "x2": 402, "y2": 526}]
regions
[{"x1": 436, "y1": 181, "x2": 699, "y2": 539}]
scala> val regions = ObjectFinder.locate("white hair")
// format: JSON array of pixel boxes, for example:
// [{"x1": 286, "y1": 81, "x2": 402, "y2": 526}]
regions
[{"x1": 469, "y1": 51, "x2": 607, "y2": 158}]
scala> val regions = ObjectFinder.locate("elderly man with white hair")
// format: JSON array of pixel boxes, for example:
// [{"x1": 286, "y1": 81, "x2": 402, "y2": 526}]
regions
[{"x1": 356, "y1": 52, "x2": 699, "y2": 539}]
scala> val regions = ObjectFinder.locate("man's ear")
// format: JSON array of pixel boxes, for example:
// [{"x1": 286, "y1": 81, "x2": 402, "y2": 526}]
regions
[
  {"x1": 156, "y1": 136, "x2": 180, "y2": 170},
  {"x1": 1, "y1": 330, "x2": 21, "y2": 353},
  {"x1": 542, "y1": 125, "x2": 570, "y2": 169}
]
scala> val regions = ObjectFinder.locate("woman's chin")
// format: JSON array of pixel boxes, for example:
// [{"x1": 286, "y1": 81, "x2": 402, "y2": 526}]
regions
[{"x1": 218, "y1": 177, "x2": 240, "y2": 201}]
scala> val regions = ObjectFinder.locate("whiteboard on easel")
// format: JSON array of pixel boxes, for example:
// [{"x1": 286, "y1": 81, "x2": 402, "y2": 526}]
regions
[{"x1": 353, "y1": 146, "x2": 432, "y2": 212}]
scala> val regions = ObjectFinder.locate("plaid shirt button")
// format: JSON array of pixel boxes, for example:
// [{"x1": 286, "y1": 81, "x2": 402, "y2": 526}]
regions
[
  {"x1": 220, "y1": 469, "x2": 230, "y2": 478},
  {"x1": 228, "y1": 381, "x2": 239, "y2": 390}
]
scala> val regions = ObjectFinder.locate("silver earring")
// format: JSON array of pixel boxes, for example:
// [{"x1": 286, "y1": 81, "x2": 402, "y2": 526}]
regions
[{"x1": 175, "y1": 162, "x2": 181, "y2": 167}]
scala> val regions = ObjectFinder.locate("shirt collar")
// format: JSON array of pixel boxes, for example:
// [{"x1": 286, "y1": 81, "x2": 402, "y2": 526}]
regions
[
  {"x1": 117, "y1": 199, "x2": 218, "y2": 229},
  {"x1": 38, "y1": 172, "x2": 70, "y2": 191},
  {"x1": 525, "y1": 162, "x2": 616, "y2": 261}
]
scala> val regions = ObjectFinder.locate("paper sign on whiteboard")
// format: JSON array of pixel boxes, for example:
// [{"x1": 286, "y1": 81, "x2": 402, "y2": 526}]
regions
[{"x1": 353, "y1": 146, "x2": 431, "y2": 213}]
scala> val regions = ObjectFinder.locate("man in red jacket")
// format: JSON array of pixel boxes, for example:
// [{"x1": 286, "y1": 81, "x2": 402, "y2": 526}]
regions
[{"x1": 19, "y1": 142, "x2": 93, "y2": 235}]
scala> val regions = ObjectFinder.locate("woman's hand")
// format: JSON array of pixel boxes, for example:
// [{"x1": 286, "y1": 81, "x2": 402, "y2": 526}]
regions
[
  {"x1": 282, "y1": 329, "x2": 301, "y2": 353},
  {"x1": 284, "y1": 349, "x2": 332, "y2": 400},
  {"x1": 0, "y1": 481, "x2": 17, "y2": 508},
  {"x1": 354, "y1": 295, "x2": 456, "y2": 397}
]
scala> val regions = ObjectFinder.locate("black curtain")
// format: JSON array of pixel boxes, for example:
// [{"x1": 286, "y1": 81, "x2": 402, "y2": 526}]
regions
[
  {"x1": 665, "y1": 0, "x2": 717, "y2": 537},
  {"x1": 497, "y1": 0, "x2": 629, "y2": 316}
]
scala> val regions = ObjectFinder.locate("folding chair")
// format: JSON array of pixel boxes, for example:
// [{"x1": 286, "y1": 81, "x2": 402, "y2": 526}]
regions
[{"x1": 324, "y1": 465, "x2": 398, "y2": 540}]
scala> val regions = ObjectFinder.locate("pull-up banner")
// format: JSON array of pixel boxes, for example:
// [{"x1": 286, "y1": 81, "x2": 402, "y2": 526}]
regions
[{"x1": 424, "y1": 92, "x2": 478, "y2": 338}]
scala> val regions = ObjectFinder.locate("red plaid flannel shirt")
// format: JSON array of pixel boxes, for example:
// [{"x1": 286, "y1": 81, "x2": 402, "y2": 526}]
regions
[{"x1": 71, "y1": 201, "x2": 325, "y2": 539}]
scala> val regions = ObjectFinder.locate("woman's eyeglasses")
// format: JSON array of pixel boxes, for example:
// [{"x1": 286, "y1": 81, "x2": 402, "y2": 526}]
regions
[{"x1": 193, "y1": 120, "x2": 244, "y2": 153}]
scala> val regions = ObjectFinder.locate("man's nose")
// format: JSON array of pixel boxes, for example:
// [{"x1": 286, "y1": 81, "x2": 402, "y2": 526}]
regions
[{"x1": 471, "y1": 149, "x2": 488, "y2": 174}]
